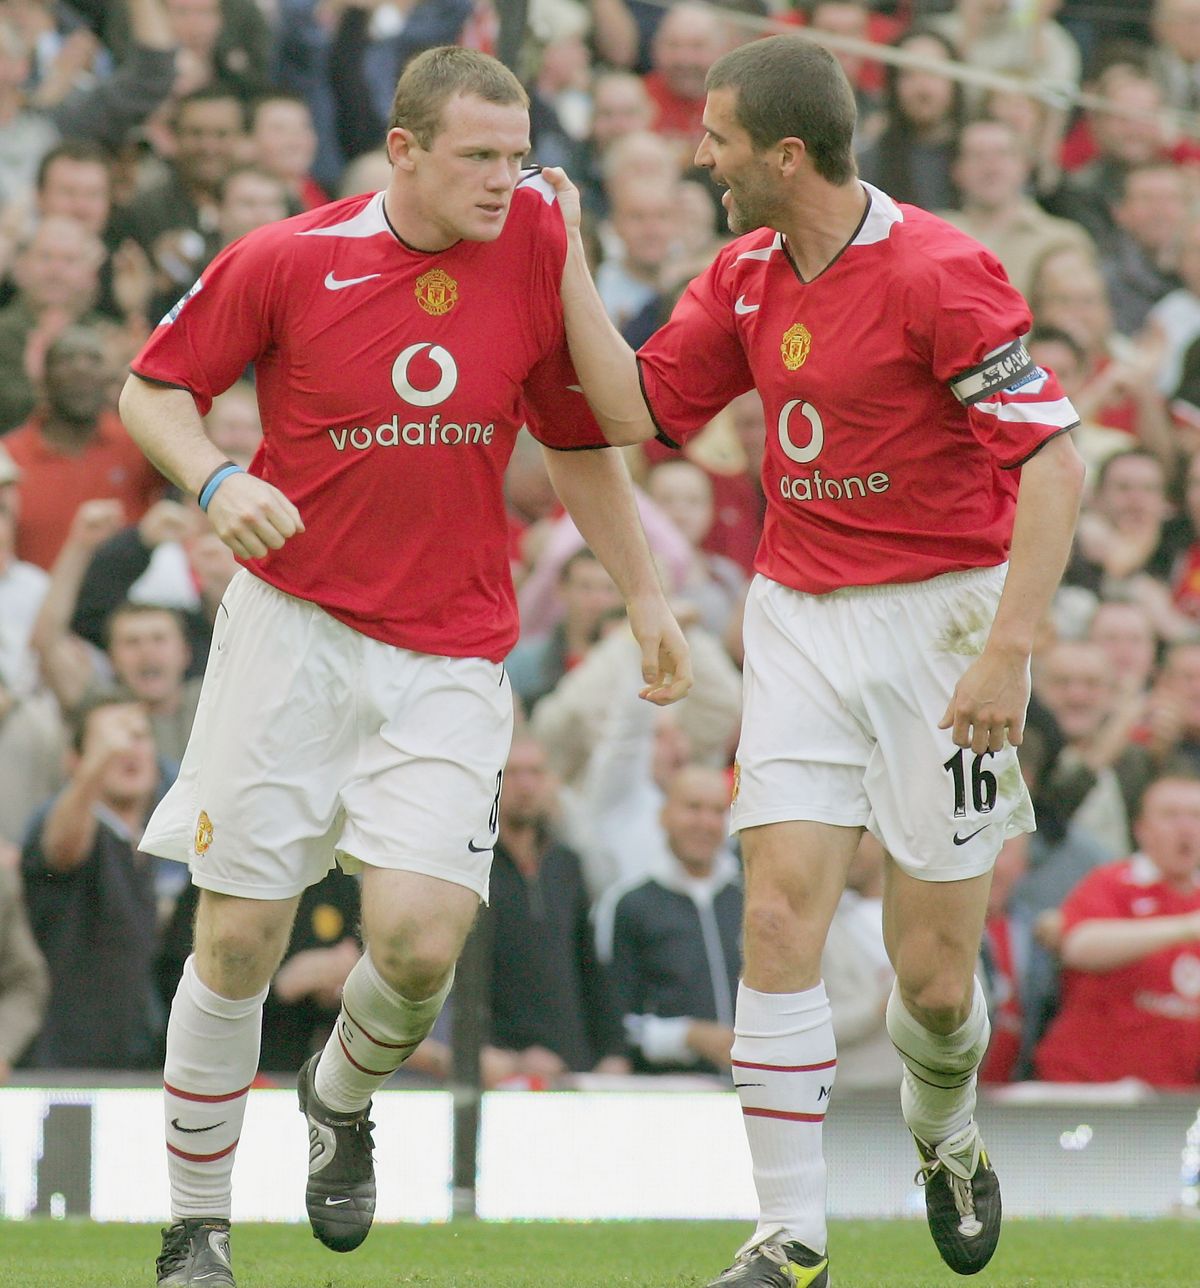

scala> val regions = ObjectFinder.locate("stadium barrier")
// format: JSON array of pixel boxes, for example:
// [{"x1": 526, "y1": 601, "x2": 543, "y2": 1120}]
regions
[{"x1": 0, "y1": 1081, "x2": 1196, "y2": 1222}]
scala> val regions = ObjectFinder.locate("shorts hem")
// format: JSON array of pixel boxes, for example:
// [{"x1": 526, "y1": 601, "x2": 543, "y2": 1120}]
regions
[
  {"x1": 731, "y1": 805, "x2": 871, "y2": 833},
  {"x1": 886, "y1": 857, "x2": 997, "y2": 883},
  {"x1": 188, "y1": 868, "x2": 317, "y2": 900},
  {"x1": 337, "y1": 850, "x2": 490, "y2": 900}
]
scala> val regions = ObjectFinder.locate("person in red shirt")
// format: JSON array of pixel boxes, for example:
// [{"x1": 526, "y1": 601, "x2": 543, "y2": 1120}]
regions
[
  {"x1": 642, "y1": 2, "x2": 726, "y2": 155},
  {"x1": 1034, "y1": 774, "x2": 1200, "y2": 1087},
  {"x1": 546, "y1": 33, "x2": 1086, "y2": 1287},
  {"x1": 5, "y1": 324, "x2": 165, "y2": 569},
  {"x1": 118, "y1": 46, "x2": 691, "y2": 1288}
]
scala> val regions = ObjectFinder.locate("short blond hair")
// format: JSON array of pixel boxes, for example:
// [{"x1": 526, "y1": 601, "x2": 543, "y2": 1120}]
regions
[{"x1": 388, "y1": 46, "x2": 528, "y2": 148}]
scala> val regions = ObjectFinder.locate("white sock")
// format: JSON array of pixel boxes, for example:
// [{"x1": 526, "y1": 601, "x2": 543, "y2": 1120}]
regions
[
  {"x1": 163, "y1": 955, "x2": 267, "y2": 1220},
  {"x1": 733, "y1": 981, "x2": 837, "y2": 1256},
  {"x1": 886, "y1": 977, "x2": 990, "y2": 1146},
  {"x1": 314, "y1": 949, "x2": 452, "y2": 1113}
]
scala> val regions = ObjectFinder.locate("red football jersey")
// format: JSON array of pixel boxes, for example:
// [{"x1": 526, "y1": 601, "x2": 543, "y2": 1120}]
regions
[
  {"x1": 1034, "y1": 855, "x2": 1200, "y2": 1087},
  {"x1": 637, "y1": 184, "x2": 1079, "y2": 595},
  {"x1": 131, "y1": 174, "x2": 606, "y2": 662}
]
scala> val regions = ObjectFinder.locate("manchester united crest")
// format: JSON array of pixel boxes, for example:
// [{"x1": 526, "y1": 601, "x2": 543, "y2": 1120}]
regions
[
  {"x1": 415, "y1": 268, "x2": 458, "y2": 316},
  {"x1": 781, "y1": 323, "x2": 812, "y2": 371},
  {"x1": 194, "y1": 810, "x2": 214, "y2": 855}
]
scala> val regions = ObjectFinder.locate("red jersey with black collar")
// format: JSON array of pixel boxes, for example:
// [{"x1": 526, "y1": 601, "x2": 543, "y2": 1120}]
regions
[
  {"x1": 1034, "y1": 855, "x2": 1200, "y2": 1087},
  {"x1": 131, "y1": 173, "x2": 606, "y2": 662},
  {"x1": 637, "y1": 183, "x2": 1079, "y2": 595}
]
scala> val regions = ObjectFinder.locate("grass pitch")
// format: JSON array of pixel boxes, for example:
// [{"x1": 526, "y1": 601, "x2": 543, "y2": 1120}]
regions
[{"x1": 0, "y1": 1218, "x2": 1194, "y2": 1287}]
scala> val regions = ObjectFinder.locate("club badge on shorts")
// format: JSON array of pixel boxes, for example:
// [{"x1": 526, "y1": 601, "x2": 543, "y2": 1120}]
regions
[{"x1": 194, "y1": 810, "x2": 214, "y2": 856}]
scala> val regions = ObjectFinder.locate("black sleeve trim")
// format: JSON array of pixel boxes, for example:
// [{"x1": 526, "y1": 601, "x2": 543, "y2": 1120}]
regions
[
  {"x1": 128, "y1": 368, "x2": 198, "y2": 397},
  {"x1": 541, "y1": 441, "x2": 610, "y2": 452},
  {"x1": 1000, "y1": 423, "x2": 1078, "y2": 471},
  {"x1": 636, "y1": 356, "x2": 680, "y2": 449}
]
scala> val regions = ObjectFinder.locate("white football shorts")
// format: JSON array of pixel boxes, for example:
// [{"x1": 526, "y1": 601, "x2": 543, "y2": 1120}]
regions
[
  {"x1": 732, "y1": 566, "x2": 1035, "y2": 881},
  {"x1": 140, "y1": 571, "x2": 514, "y2": 900}
]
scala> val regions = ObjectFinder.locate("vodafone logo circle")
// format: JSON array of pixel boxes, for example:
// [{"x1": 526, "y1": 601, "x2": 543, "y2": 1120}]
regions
[
  {"x1": 391, "y1": 343, "x2": 458, "y2": 407},
  {"x1": 777, "y1": 399, "x2": 825, "y2": 465}
]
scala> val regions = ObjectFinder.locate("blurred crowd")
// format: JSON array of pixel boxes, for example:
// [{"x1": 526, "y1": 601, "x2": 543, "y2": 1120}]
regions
[{"x1": 2, "y1": 0, "x2": 1200, "y2": 1091}]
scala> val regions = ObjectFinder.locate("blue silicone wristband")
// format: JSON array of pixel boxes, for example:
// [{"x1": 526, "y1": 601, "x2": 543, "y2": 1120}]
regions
[{"x1": 198, "y1": 462, "x2": 244, "y2": 512}]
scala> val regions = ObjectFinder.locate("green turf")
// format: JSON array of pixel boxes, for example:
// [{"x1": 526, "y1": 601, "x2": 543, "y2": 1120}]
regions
[{"x1": 0, "y1": 1218, "x2": 1195, "y2": 1287}]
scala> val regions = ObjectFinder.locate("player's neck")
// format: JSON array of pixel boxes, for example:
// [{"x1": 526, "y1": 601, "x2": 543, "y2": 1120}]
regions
[
  {"x1": 381, "y1": 186, "x2": 460, "y2": 254},
  {"x1": 778, "y1": 180, "x2": 869, "y2": 282}
]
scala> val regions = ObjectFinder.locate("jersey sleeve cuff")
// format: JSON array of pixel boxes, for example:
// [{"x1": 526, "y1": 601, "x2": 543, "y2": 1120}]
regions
[
  {"x1": 1000, "y1": 423, "x2": 1078, "y2": 470},
  {"x1": 636, "y1": 356, "x2": 680, "y2": 449}
]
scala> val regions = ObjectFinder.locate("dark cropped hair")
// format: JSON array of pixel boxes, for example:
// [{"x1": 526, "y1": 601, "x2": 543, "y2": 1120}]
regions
[{"x1": 705, "y1": 34, "x2": 857, "y2": 184}]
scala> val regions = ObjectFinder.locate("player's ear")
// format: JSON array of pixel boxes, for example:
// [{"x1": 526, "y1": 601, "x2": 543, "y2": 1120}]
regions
[
  {"x1": 386, "y1": 127, "x2": 419, "y2": 171},
  {"x1": 777, "y1": 136, "x2": 807, "y2": 178}
]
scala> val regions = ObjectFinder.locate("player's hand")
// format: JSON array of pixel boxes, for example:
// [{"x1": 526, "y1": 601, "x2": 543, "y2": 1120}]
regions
[
  {"x1": 539, "y1": 166, "x2": 582, "y2": 233},
  {"x1": 204, "y1": 471, "x2": 305, "y2": 560},
  {"x1": 939, "y1": 646, "x2": 1030, "y2": 754},
  {"x1": 627, "y1": 592, "x2": 693, "y2": 705}
]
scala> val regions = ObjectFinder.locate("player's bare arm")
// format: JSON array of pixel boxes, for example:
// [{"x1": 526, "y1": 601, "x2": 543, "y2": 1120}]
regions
[
  {"x1": 118, "y1": 375, "x2": 304, "y2": 561},
  {"x1": 940, "y1": 432, "x2": 1086, "y2": 754},
  {"x1": 541, "y1": 445, "x2": 693, "y2": 705},
  {"x1": 541, "y1": 167, "x2": 657, "y2": 447}
]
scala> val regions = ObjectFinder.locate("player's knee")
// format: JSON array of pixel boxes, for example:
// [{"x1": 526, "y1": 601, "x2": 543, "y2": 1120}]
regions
[
  {"x1": 742, "y1": 895, "x2": 819, "y2": 971},
  {"x1": 367, "y1": 927, "x2": 460, "y2": 1000},
  {"x1": 898, "y1": 975, "x2": 975, "y2": 1034},
  {"x1": 195, "y1": 922, "x2": 283, "y2": 995}
]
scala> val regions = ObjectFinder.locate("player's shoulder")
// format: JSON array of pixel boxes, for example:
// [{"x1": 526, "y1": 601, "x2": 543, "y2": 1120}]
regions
[
  {"x1": 210, "y1": 192, "x2": 385, "y2": 266},
  {"x1": 507, "y1": 167, "x2": 566, "y2": 237},
  {"x1": 877, "y1": 187, "x2": 1005, "y2": 276}
]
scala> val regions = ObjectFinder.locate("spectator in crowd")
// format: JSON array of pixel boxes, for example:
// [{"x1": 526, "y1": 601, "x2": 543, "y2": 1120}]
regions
[
  {"x1": 0, "y1": 446, "x2": 63, "y2": 845},
  {"x1": 0, "y1": 215, "x2": 109, "y2": 434},
  {"x1": 1147, "y1": 0, "x2": 1200, "y2": 112},
  {"x1": 525, "y1": 3, "x2": 592, "y2": 175},
  {"x1": 208, "y1": 162, "x2": 289, "y2": 256},
  {"x1": 577, "y1": 68, "x2": 654, "y2": 215},
  {"x1": 507, "y1": 547, "x2": 623, "y2": 713},
  {"x1": 1032, "y1": 637, "x2": 1155, "y2": 855},
  {"x1": 0, "y1": 0, "x2": 175, "y2": 209},
  {"x1": 595, "y1": 764, "x2": 740, "y2": 1075},
  {"x1": 112, "y1": 85, "x2": 248, "y2": 306},
  {"x1": 0, "y1": 860, "x2": 50, "y2": 1081},
  {"x1": 1068, "y1": 448, "x2": 1172, "y2": 599},
  {"x1": 1088, "y1": 596, "x2": 1160, "y2": 694},
  {"x1": 21, "y1": 692, "x2": 175, "y2": 1068},
  {"x1": 325, "y1": 0, "x2": 474, "y2": 162},
  {"x1": 157, "y1": 867, "x2": 362, "y2": 1073},
  {"x1": 646, "y1": 458, "x2": 747, "y2": 637},
  {"x1": 929, "y1": 0, "x2": 1082, "y2": 112},
  {"x1": 806, "y1": 0, "x2": 886, "y2": 151},
  {"x1": 1102, "y1": 162, "x2": 1187, "y2": 336},
  {"x1": 1044, "y1": 70, "x2": 1176, "y2": 253},
  {"x1": 821, "y1": 832, "x2": 898, "y2": 1089},
  {"x1": 1139, "y1": 639, "x2": 1200, "y2": 773},
  {"x1": 1143, "y1": 212, "x2": 1200, "y2": 400},
  {"x1": 480, "y1": 734, "x2": 628, "y2": 1082},
  {"x1": 0, "y1": 444, "x2": 47, "y2": 699},
  {"x1": 595, "y1": 174, "x2": 677, "y2": 338},
  {"x1": 533, "y1": 619, "x2": 741, "y2": 897},
  {"x1": 858, "y1": 28, "x2": 965, "y2": 211},
  {"x1": 940, "y1": 117, "x2": 1094, "y2": 300},
  {"x1": 1030, "y1": 246, "x2": 1174, "y2": 456},
  {"x1": 1034, "y1": 774, "x2": 1200, "y2": 1086},
  {"x1": 3, "y1": 324, "x2": 165, "y2": 568},
  {"x1": 248, "y1": 91, "x2": 327, "y2": 212},
  {"x1": 32, "y1": 499, "x2": 203, "y2": 763},
  {"x1": 642, "y1": 2, "x2": 727, "y2": 156}
]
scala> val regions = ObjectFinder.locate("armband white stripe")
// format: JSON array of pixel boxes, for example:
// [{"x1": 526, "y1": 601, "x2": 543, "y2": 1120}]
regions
[{"x1": 950, "y1": 340, "x2": 1037, "y2": 405}]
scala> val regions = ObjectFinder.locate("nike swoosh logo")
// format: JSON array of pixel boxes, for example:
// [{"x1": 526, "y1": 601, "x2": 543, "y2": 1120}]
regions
[
  {"x1": 325, "y1": 1196, "x2": 350, "y2": 1205},
  {"x1": 170, "y1": 1118, "x2": 224, "y2": 1134},
  {"x1": 734, "y1": 295, "x2": 759, "y2": 315},
  {"x1": 467, "y1": 839, "x2": 493, "y2": 853},
  {"x1": 324, "y1": 271, "x2": 381, "y2": 291},
  {"x1": 952, "y1": 825, "x2": 990, "y2": 846}
]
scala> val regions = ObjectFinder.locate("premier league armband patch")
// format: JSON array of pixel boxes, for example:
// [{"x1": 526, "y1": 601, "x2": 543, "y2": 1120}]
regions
[{"x1": 949, "y1": 339, "x2": 1041, "y2": 405}]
